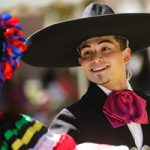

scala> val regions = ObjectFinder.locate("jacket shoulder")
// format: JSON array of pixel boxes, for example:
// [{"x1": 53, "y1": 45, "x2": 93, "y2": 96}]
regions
[
  {"x1": 50, "y1": 96, "x2": 88, "y2": 130},
  {"x1": 135, "y1": 89, "x2": 150, "y2": 101}
]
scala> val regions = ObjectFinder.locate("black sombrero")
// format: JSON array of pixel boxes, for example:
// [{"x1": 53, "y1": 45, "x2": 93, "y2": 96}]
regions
[{"x1": 22, "y1": 2, "x2": 150, "y2": 67}]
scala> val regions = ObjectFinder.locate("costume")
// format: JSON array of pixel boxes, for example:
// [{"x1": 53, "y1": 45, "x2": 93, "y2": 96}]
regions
[
  {"x1": 0, "y1": 12, "x2": 26, "y2": 83},
  {"x1": 0, "y1": 112, "x2": 78, "y2": 150},
  {"x1": 50, "y1": 82, "x2": 150, "y2": 149}
]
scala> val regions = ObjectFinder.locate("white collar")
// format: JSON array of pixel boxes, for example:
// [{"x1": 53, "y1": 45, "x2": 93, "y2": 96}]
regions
[{"x1": 97, "y1": 81, "x2": 133, "y2": 96}]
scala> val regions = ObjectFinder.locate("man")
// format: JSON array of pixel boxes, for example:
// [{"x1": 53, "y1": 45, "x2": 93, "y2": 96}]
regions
[{"x1": 22, "y1": 2, "x2": 150, "y2": 149}]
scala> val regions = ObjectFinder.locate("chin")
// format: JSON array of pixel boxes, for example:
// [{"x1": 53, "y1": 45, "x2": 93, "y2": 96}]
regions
[{"x1": 96, "y1": 79, "x2": 110, "y2": 86}]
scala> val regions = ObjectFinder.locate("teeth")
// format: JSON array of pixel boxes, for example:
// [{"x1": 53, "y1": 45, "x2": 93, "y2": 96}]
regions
[{"x1": 92, "y1": 66, "x2": 108, "y2": 72}]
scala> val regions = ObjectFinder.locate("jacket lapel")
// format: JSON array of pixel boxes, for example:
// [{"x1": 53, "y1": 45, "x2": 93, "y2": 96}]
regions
[{"x1": 116, "y1": 125, "x2": 135, "y2": 146}]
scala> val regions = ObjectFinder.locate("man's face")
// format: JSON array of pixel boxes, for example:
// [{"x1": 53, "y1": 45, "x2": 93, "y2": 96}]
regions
[{"x1": 78, "y1": 36, "x2": 131, "y2": 90}]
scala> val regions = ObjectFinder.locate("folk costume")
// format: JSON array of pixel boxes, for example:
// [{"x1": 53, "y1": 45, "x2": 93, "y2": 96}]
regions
[{"x1": 22, "y1": 2, "x2": 150, "y2": 150}]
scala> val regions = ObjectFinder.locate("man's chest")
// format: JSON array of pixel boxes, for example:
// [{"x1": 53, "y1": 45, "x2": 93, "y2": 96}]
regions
[{"x1": 74, "y1": 100, "x2": 150, "y2": 148}]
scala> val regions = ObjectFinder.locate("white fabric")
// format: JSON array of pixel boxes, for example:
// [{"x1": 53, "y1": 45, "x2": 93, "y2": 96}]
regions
[
  {"x1": 76, "y1": 143, "x2": 129, "y2": 150},
  {"x1": 31, "y1": 130, "x2": 61, "y2": 150},
  {"x1": 128, "y1": 123, "x2": 143, "y2": 150},
  {"x1": 98, "y1": 82, "x2": 143, "y2": 150}
]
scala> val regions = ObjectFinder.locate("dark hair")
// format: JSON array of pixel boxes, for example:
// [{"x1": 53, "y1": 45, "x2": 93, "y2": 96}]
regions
[{"x1": 114, "y1": 35, "x2": 129, "y2": 50}]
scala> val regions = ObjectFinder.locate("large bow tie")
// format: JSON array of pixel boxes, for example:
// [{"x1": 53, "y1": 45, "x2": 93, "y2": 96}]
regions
[{"x1": 103, "y1": 90, "x2": 149, "y2": 128}]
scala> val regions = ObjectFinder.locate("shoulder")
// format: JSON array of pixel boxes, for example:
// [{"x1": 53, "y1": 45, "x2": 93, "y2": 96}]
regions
[
  {"x1": 50, "y1": 100, "x2": 82, "y2": 131},
  {"x1": 50, "y1": 95, "x2": 90, "y2": 131},
  {"x1": 135, "y1": 89, "x2": 150, "y2": 101},
  {"x1": 50, "y1": 106, "x2": 84, "y2": 143},
  {"x1": 50, "y1": 98, "x2": 85, "y2": 125}
]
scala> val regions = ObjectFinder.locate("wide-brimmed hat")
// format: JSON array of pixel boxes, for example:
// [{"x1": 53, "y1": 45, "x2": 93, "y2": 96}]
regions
[{"x1": 22, "y1": 2, "x2": 150, "y2": 68}]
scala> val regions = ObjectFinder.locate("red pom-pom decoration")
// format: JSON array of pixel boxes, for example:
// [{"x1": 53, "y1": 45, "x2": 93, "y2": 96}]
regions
[{"x1": 0, "y1": 12, "x2": 27, "y2": 83}]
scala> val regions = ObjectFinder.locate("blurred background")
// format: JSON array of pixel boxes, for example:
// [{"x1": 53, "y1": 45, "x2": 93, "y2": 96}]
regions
[{"x1": 0, "y1": 0, "x2": 150, "y2": 127}]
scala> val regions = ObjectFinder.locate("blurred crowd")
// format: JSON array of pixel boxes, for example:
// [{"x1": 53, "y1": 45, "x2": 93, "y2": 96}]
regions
[{"x1": 0, "y1": 68, "x2": 78, "y2": 127}]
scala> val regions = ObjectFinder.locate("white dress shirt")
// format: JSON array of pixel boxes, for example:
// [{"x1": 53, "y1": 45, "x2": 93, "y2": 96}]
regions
[{"x1": 98, "y1": 82, "x2": 143, "y2": 150}]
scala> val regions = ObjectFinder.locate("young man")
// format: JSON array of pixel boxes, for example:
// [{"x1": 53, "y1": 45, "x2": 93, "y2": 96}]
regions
[{"x1": 22, "y1": 2, "x2": 150, "y2": 149}]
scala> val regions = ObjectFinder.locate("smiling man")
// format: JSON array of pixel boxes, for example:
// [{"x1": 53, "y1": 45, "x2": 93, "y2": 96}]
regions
[
  {"x1": 22, "y1": 2, "x2": 150, "y2": 150},
  {"x1": 78, "y1": 36, "x2": 131, "y2": 91}
]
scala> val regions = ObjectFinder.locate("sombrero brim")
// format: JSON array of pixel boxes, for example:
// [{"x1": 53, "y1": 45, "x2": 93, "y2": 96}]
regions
[{"x1": 22, "y1": 13, "x2": 150, "y2": 67}]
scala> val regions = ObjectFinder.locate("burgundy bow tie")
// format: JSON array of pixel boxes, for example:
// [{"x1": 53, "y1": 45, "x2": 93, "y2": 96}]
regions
[{"x1": 103, "y1": 90, "x2": 149, "y2": 128}]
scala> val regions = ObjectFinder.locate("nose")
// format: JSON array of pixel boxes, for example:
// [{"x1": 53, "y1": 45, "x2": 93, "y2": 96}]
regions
[
  {"x1": 91, "y1": 51, "x2": 103, "y2": 64},
  {"x1": 91, "y1": 58, "x2": 103, "y2": 65}
]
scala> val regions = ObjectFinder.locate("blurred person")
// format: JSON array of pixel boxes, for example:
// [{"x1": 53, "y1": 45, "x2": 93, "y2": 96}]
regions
[
  {"x1": 129, "y1": 50, "x2": 150, "y2": 94},
  {"x1": 33, "y1": 70, "x2": 78, "y2": 126},
  {"x1": 2, "y1": 77, "x2": 31, "y2": 113},
  {"x1": 0, "y1": 11, "x2": 130, "y2": 150},
  {"x1": 41, "y1": 70, "x2": 78, "y2": 108},
  {"x1": 22, "y1": 2, "x2": 150, "y2": 149}
]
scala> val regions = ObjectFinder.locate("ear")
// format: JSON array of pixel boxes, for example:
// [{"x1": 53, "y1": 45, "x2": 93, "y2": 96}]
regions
[{"x1": 122, "y1": 47, "x2": 131, "y2": 64}]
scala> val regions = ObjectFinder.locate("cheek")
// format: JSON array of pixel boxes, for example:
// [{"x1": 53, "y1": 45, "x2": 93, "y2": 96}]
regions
[
  {"x1": 79, "y1": 58, "x2": 91, "y2": 66},
  {"x1": 112, "y1": 59, "x2": 126, "y2": 78},
  {"x1": 108, "y1": 56, "x2": 125, "y2": 75},
  {"x1": 84, "y1": 66, "x2": 91, "y2": 76},
  {"x1": 110, "y1": 53, "x2": 125, "y2": 66}
]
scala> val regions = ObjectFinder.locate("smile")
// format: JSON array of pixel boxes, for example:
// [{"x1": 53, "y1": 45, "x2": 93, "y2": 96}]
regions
[{"x1": 91, "y1": 65, "x2": 109, "y2": 72}]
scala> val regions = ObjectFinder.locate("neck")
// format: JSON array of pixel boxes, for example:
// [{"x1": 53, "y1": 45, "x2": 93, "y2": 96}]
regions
[{"x1": 100, "y1": 79, "x2": 128, "y2": 91}]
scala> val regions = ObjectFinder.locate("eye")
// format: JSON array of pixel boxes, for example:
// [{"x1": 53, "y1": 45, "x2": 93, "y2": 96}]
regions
[
  {"x1": 81, "y1": 50, "x2": 92, "y2": 58},
  {"x1": 101, "y1": 46, "x2": 111, "y2": 52}
]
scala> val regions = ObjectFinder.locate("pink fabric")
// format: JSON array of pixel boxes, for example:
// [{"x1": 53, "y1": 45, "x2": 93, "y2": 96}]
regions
[{"x1": 103, "y1": 90, "x2": 149, "y2": 128}]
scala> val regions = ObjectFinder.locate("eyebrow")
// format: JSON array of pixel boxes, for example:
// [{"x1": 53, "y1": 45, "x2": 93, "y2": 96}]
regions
[
  {"x1": 97, "y1": 39, "x2": 113, "y2": 45},
  {"x1": 80, "y1": 39, "x2": 114, "y2": 50}
]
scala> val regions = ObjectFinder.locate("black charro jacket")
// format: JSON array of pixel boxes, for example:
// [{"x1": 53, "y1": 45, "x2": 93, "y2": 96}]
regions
[{"x1": 50, "y1": 82, "x2": 150, "y2": 148}]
